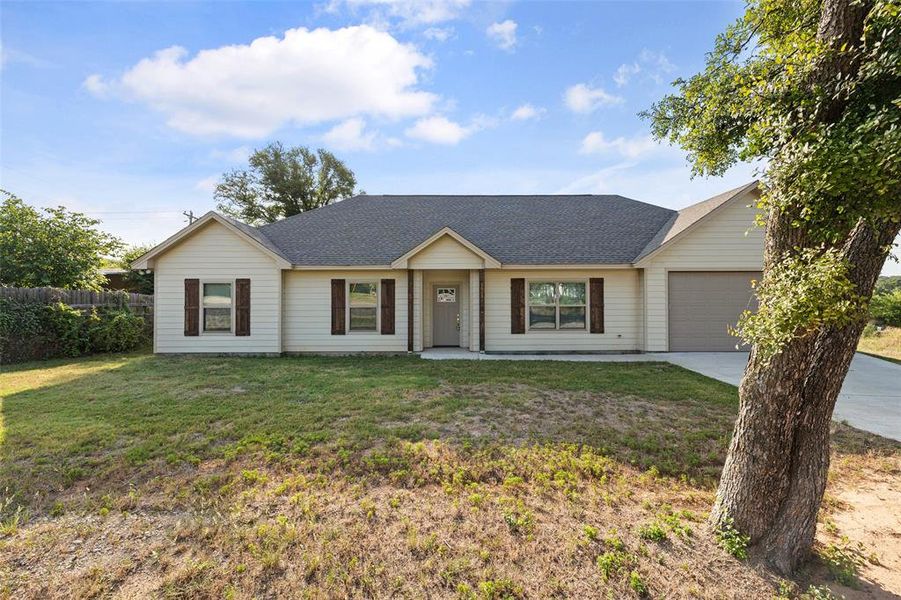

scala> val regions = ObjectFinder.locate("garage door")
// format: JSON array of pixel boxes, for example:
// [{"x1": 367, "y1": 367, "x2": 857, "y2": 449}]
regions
[{"x1": 668, "y1": 271, "x2": 761, "y2": 351}]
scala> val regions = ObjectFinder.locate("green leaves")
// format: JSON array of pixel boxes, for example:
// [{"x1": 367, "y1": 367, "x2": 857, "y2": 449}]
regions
[
  {"x1": 732, "y1": 247, "x2": 863, "y2": 362},
  {"x1": 214, "y1": 142, "x2": 358, "y2": 225},
  {"x1": 0, "y1": 191, "x2": 122, "y2": 290}
]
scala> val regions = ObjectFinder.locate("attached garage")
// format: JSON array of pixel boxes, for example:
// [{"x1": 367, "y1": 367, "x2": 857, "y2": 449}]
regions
[{"x1": 667, "y1": 271, "x2": 760, "y2": 351}]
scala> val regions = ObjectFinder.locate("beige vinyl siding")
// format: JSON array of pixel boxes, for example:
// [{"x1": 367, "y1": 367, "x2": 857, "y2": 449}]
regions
[
  {"x1": 407, "y1": 235, "x2": 486, "y2": 269},
  {"x1": 283, "y1": 270, "x2": 408, "y2": 353},
  {"x1": 154, "y1": 221, "x2": 282, "y2": 354},
  {"x1": 421, "y1": 270, "x2": 470, "y2": 348},
  {"x1": 642, "y1": 196, "x2": 764, "y2": 351},
  {"x1": 484, "y1": 269, "x2": 641, "y2": 352}
]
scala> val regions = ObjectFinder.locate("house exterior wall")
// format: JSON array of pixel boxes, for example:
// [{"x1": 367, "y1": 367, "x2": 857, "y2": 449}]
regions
[
  {"x1": 483, "y1": 268, "x2": 642, "y2": 352},
  {"x1": 154, "y1": 221, "x2": 282, "y2": 354},
  {"x1": 407, "y1": 235, "x2": 486, "y2": 269},
  {"x1": 640, "y1": 195, "x2": 765, "y2": 351},
  {"x1": 282, "y1": 269, "x2": 409, "y2": 353}
]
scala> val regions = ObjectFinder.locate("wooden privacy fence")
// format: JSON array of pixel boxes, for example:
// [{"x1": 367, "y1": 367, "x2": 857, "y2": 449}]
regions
[{"x1": 0, "y1": 286, "x2": 153, "y2": 309}]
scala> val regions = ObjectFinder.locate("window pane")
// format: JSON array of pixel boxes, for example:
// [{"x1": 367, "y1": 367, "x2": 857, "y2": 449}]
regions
[
  {"x1": 559, "y1": 282, "x2": 586, "y2": 305},
  {"x1": 529, "y1": 306, "x2": 556, "y2": 329},
  {"x1": 436, "y1": 288, "x2": 456, "y2": 303},
  {"x1": 529, "y1": 282, "x2": 556, "y2": 305},
  {"x1": 560, "y1": 306, "x2": 586, "y2": 329},
  {"x1": 349, "y1": 282, "x2": 377, "y2": 306},
  {"x1": 204, "y1": 307, "x2": 231, "y2": 331},
  {"x1": 203, "y1": 283, "x2": 231, "y2": 306},
  {"x1": 349, "y1": 307, "x2": 377, "y2": 331}
]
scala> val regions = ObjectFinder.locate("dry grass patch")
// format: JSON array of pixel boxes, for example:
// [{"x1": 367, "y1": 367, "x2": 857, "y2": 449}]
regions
[
  {"x1": 0, "y1": 353, "x2": 898, "y2": 598},
  {"x1": 857, "y1": 326, "x2": 901, "y2": 363}
]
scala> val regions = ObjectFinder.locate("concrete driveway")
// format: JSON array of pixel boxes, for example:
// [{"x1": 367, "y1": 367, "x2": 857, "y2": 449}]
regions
[{"x1": 656, "y1": 352, "x2": 901, "y2": 441}]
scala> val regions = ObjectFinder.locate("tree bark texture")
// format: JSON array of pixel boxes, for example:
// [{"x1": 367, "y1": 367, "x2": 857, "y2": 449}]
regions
[{"x1": 710, "y1": 0, "x2": 900, "y2": 574}]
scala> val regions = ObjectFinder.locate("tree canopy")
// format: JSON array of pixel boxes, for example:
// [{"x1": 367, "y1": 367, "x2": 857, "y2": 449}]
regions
[
  {"x1": 117, "y1": 244, "x2": 155, "y2": 294},
  {"x1": 0, "y1": 191, "x2": 121, "y2": 290},
  {"x1": 214, "y1": 142, "x2": 357, "y2": 225},
  {"x1": 644, "y1": 0, "x2": 900, "y2": 359}
]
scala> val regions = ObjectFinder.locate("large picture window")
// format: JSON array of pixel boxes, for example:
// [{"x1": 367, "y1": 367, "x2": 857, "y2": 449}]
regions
[
  {"x1": 528, "y1": 281, "x2": 586, "y2": 330},
  {"x1": 203, "y1": 282, "x2": 232, "y2": 332},
  {"x1": 348, "y1": 281, "x2": 378, "y2": 331}
]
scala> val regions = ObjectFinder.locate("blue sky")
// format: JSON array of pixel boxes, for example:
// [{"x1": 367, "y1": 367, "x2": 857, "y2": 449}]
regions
[{"x1": 2, "y1": 1, "x2": 897, "y2": 274}]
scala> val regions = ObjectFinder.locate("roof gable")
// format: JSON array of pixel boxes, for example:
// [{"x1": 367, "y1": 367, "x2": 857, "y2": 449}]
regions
[
  {"x1": 131, "y1": 212, "x2": 291, "y2": 270},
  {"x1": 634, "y1": 182, "x2": 759, "y2": 264},
  {"x1": 391, "y1": 227, "x2": 501, "y2": 269}
]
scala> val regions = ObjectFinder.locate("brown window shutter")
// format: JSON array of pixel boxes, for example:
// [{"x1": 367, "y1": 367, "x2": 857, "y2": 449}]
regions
[
  {"x1": 590, "y1": 278, "x2": 605, "y2": 333},
  {"x1": 479, "y1": 269, "x2": 485, "y2": 350},
  {"x1": 510, "y1": 278, "x2": 525, "y2": 334},
  {"x1": 235, "y1": 279, "x2": 251, "y2": 336},
  {"x1": 380, "y1": 278, "x2": 395, "y2": 335},
  {"x1": 407, "y1": 270, "x2": 414, "y2": 351},
  {"x1": 331, "y1": 279, "x2": 346, "y2": 335},
  {"x1": 184, "y1": 278, "x2": 199, "y2": 336}
]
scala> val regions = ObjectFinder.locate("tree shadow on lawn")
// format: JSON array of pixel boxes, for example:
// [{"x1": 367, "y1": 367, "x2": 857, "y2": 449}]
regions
[{"x1": 0, "y1": 353, "x2": 896, "y2": 515}]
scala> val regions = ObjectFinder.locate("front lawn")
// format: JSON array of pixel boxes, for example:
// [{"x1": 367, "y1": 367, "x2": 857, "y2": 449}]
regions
[{"x1": 0, "y1": 353, "x2": 897, "y2": 598}]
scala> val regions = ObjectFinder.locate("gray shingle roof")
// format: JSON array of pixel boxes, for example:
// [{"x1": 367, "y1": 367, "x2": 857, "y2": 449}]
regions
[{"x1": 256, "y1": 195, "x2": 679, "y2": 266}]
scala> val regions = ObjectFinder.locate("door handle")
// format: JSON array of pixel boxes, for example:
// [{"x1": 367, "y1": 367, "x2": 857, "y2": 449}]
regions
[{"x1": 456, "y1": 313, "x2": 460, "y2": 331}]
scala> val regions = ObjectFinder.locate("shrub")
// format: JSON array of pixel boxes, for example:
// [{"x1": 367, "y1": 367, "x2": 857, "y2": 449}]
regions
[
  {"x1": 715, "y1": 517, "x2": 750, "y2": 559},
  {"x1": 0, "y1": 298, "x2": 150, "y2": 363},
  {"x1": 869, "y1": 290, "x2": 901, "y2": 327}
]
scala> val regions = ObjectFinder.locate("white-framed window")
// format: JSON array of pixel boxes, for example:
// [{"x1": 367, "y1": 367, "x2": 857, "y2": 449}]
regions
[
  {"x1": 528, "y1": 281, "x2": 586, "y2": 330},
  {"x1": 203, "y1": 282, "x2": 233, "y2": 332},
  {"x1": 348, "y1": 281, "x2": 378, "y2": 332},
  {"x1": 436, "y1": 287, "x2": 457, "y2": 303}
]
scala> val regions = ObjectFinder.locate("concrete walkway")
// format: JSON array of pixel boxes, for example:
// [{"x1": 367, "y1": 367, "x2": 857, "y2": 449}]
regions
[{"x1": 420, "y1": 348, "x2": 901, "y2": 441}]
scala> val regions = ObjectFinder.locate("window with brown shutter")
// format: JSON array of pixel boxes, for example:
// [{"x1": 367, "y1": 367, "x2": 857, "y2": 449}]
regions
[
  {"x1": 510, "y1": 278, "x2": 525, "y2": 334},
  {"x1": 380, "y1": 279, "x2": 395, "y2": 335},
  {"x1": 331, "y1": 279, "x2": 346, "y2": 335},
  {"x1": 184, "y1": 279, "x2": 199, "y2": 336},
  {"x1": 590, "y1": 278, "x2": 605, "y2": 333},
  {"x1": 235, "y1": 279, "x2": 251, "y2": 336}
]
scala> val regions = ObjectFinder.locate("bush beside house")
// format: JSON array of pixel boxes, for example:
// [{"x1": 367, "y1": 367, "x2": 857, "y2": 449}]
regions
[{"x1": 0, "y1": 296, "x2": 150, "y2": 363}]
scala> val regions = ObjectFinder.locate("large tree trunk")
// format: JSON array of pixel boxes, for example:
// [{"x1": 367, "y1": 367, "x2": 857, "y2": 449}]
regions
[
  {"x1": 707, "y1": 0, "x2": 900, "y2": 574},
  {"x1": 711, "y1": 215, "x2": 899, "y2": 573}
]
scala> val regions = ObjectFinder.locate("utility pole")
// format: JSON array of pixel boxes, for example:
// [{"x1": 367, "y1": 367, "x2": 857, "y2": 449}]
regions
[{"x1": 183, "y1": 210, "x2": 197, "y2": 224}]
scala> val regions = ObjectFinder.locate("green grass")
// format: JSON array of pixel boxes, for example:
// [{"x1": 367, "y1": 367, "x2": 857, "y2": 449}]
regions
[
  {"x1": 0, "y1": 352, "x2": 738, "y2": 504},
  {"x1": 1, "y1": 352, "x2": 897, "y2": 599}
]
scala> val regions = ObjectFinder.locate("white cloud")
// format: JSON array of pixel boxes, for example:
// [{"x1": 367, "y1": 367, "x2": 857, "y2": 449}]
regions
[
  {"x1": 563, "y1": 83, "x2": 623, "y2": 113},
  {"x1": 210, "y1": 146, "x2": 252, "y2": 164},
  {"x1": 510, "y1": 103, "x2": 545, "y2": 121},
  {"x1": 404, "y1": 115, "x2": 490, "y2": 145},
  {"x1": 579, "y1": 131, "x2": 660, "y2": 158},
  {"x1": 423, "y1": 26, "x2": 454, "y2": 41},
  {"x1": 614, "y1": 49, "x2": 676, "y2": 87},
  {"x1": 330, "y1": 0, "x2": 471, "y2": 27},
  {"x1": 84, "y1": 25, "x2": 437, "y2": 138},
  {"x1": 322, "y1": 117, "x2": 377, "y2": 151},
  {"x1": 486, "y1": 20, "x2": 518, "y2": 52},
  {"x1": 613, "y1": 63, "x2": 641, "y2": 87},
  {"x1": 82, "y1": 74, "x2": 110, "y2": 97},
  {"x1": 194, "y1": 176, "x2": 219, "y2": 193}
]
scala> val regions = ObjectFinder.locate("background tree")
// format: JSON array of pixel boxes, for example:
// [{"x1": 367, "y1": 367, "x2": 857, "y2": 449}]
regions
[
  {"x1": 0, "y1": 191, "x2": 122, "y2": 290},
  {"x1": 215, "y1": 142, "x2": 357, "y2": 225},
  {"x1": 117, "y1": 244, "x2": 155, "y2": 294},
  {"x1": 644, "y1": 0, "x2": 900, "y2": 573}
]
